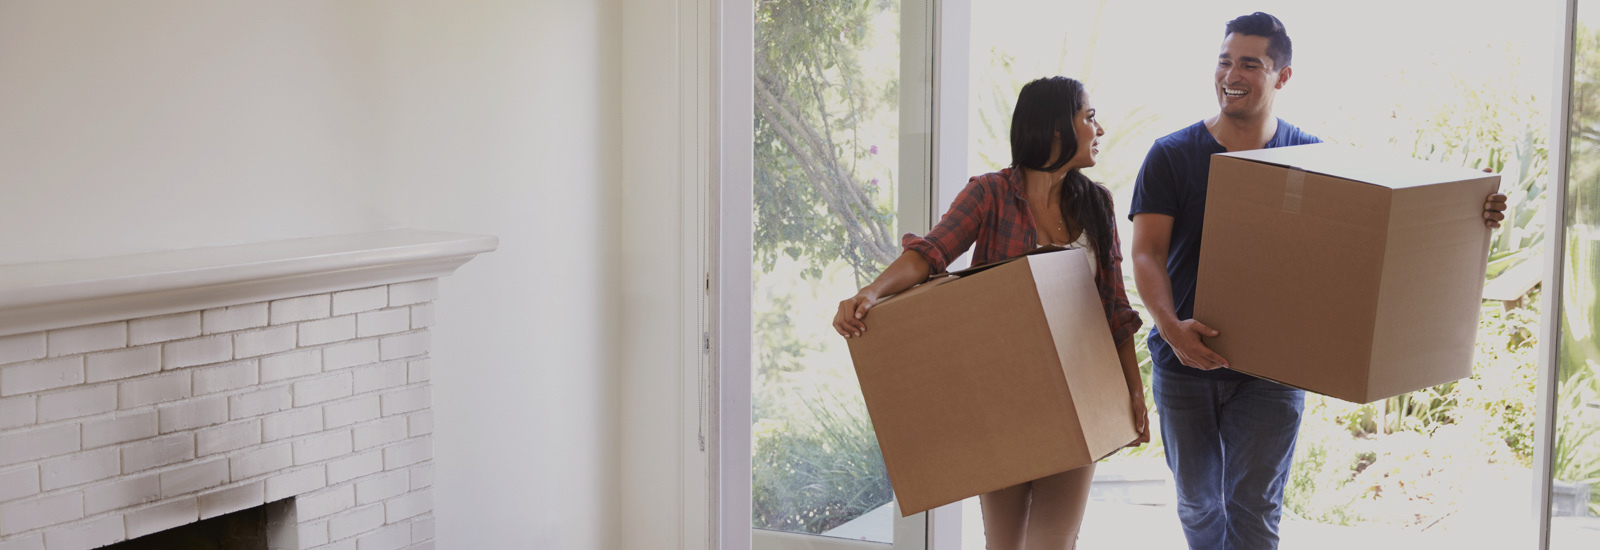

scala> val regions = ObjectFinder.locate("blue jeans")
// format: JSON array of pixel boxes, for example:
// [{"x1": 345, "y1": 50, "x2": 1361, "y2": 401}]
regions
[{"x1": 1153, "y1": 367, "x2": 1305, "y2": 550}]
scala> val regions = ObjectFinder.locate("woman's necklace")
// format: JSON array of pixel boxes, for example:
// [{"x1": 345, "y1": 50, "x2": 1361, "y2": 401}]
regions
[{"x1": 1032, "y1": 200, "x2": 1070, "y2": 244}]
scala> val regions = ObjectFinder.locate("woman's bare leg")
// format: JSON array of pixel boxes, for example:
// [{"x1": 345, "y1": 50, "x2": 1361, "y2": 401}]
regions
[
  {"x1": 1021, "y1": 463, "x2": 1096, "y2": 550},
  {"x1": 979, "y1": 481, "x2": 1032, "y2": 550}
]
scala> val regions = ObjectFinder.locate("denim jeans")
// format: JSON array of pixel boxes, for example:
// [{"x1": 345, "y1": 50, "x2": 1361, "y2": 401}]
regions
[{"x1": 1153, "y1": 366, "x2": 1305, "y2": 550}]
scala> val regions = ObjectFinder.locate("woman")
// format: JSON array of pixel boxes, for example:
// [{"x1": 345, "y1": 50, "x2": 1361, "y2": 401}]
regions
[{"x1": 831, "y1": 76, "x2": 1147, "y2": 550}]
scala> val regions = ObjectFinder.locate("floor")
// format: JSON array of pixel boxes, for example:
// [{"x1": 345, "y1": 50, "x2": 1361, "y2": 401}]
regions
[{"x1": 818, "y1": 457, "x2": 1600, "y2": 548}]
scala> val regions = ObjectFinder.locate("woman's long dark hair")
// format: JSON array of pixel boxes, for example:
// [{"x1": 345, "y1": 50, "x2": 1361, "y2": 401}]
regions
[{"x1": 1009, "y1": 76, "x2": 1116, "y2": 269}]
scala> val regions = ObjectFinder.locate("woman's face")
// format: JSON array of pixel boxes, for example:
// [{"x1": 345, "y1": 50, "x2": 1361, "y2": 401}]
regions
[{"x1": 1059, "y1": 92, "x2": 1105, "y2": 171}]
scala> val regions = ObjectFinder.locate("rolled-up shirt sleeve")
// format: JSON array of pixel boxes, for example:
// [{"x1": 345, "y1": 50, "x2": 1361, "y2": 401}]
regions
[{"x1": 902, "y1": 177, "x2": 990, "y2": 276}]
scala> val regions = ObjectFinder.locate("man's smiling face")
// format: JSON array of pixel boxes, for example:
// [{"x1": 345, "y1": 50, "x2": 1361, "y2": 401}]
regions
[{"x1": 1215, "y1": 33, "x2": 1290, "y2": 120}]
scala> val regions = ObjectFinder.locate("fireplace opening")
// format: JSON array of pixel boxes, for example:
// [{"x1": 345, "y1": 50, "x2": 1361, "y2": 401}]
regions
[{"x1": 102, "y1": 504, "x2": 269, "y2": 550}]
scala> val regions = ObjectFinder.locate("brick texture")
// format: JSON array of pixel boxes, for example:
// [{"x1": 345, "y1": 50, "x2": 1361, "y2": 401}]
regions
[{"x1": 0, "y1": 280, "x2": 439, "y2": 549}]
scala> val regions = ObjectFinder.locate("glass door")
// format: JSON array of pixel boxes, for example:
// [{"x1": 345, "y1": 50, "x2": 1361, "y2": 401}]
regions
[
  {"x1": 1547, "y1": 0, "x2": 1600, "y2": 546},
  {"x1": 749, "y1": 0, "x2": 933, "y2": 547}
]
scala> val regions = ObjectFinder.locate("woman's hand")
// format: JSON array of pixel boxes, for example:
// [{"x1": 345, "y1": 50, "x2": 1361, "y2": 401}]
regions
[
  {"x1": 833, "y1": 290, "x2": 881, "y2": 338},
  {"x1": 1127, "y1": 393, "x2": 1151, "y2": 448},
  {"x1": 830, "y1": 251, "x2": 932, "y2": 339}
]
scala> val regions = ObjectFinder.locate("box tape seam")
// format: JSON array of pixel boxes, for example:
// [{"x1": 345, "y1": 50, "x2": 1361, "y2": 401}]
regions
[{"x1": 1282, "y1": 169, "x2": 1306, "y2": 214}]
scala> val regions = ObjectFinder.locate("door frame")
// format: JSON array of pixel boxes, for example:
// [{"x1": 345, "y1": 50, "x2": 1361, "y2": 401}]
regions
[
  {"x1": 1534, "y1": 0, "x2": 1580, "y2": 548},
  {"x1": 704, "y1": 0, "x2": 1593, "y2": 548}
]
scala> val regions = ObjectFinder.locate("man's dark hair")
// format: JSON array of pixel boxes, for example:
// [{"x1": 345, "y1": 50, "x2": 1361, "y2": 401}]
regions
[{"x1": 1225, "y1": 12, "x2": 1292, "y2": 70}]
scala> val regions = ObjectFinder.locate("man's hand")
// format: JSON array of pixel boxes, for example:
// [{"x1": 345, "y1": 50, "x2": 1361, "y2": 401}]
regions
[
  {"x1": 1484, "y1": 193, "x2": 1508, "y2": 229},
  {"x1": 1164, "y1": 319, "x2": 1230, "y2": 370},
  {"x1": 1481, "y1": 168, "x2": 1508, "y2": 229}
]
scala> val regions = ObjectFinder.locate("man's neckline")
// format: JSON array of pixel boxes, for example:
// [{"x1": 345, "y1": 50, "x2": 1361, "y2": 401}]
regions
[{"x1": 1200, "y1": 117, "x2": 1286, "y2": 152}]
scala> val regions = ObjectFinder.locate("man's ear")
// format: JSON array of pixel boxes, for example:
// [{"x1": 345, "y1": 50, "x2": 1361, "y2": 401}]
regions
[{"x1": 1276, "y1": 66, "x2": 1293, "y2": 89}]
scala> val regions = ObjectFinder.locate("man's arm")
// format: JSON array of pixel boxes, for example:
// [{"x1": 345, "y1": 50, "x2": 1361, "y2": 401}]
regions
[{"x1": 1130, "y1": 213, "x2": 1229, "y2": 370}]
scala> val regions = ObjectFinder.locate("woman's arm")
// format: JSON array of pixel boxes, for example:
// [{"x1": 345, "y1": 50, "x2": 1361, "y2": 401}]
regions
[
  {"x1": 832, "y1": 250, "x2": 931, "y2": 338},
  {"x1": 1119, "y1": 337, "x2": 1149, "y2": 446},
  {"x1": 833, "y1": 176, "x2": 993, "y2": 338}
]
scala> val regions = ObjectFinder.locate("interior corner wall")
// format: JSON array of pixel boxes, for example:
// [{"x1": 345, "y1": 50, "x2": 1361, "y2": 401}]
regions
[
  {"x1": 1, "y1": 1, "x2": 630, "y2": 550},
  {"x1": 373, "y1": 1, "x2": 624, "y2": 550},
  {"x1": 1, "y1": 0, "x2": 631, "y2": 548},
  {"x1": 0, "y1": 1, "x2": 394, "y2": 264}
]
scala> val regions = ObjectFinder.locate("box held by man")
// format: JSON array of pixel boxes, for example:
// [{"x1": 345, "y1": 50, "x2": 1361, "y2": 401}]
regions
[{"x1": 1196, "y1": 143, "x2": 1500, "y2": 403}]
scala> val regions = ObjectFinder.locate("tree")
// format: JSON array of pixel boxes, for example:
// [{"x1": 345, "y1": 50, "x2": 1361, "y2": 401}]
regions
[
  {"x1": 754, "y1": 0, "x2": 899, "y2": 282},
  {"x1": 1561, "y1": 23, "x2": 1600, "y2": 385}
]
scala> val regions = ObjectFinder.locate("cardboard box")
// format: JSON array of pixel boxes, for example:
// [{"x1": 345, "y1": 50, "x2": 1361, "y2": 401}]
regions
[
  {"x1": 1195, "y1": 143, "x2": 1501, "y2": 403},
  {"x1": 846, "y1": 247, "x2": 1136, "y2": 516}
]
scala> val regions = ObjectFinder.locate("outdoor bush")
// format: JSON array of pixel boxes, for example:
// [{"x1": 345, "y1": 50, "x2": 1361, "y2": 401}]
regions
[
  {"x1": 1554, "y1": 368, "x2": 1600, "y2": 516},
  {"x1": 752, "y1": 386, "x2": 893, "y2": 534},
  {"x1": 1284, "y1": 299, "x2": 1545, "y2": 526},
  {"x1": 1284, "y1": 395, "x2": 1369, "y2": 526}
]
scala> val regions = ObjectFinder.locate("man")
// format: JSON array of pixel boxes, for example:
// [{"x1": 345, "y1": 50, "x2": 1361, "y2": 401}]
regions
[{"x1": 1128, "y1": 12, "x2": 1508, "y2": 550}]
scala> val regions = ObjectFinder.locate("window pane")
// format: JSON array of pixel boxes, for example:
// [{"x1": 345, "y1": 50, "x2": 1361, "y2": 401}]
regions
[
  {"x1": 1551, "y1": 2, "x2": 1600, "y2": 547},
  {"x1": 751, "y1": 0, "x2": 929, "y2": 543}
]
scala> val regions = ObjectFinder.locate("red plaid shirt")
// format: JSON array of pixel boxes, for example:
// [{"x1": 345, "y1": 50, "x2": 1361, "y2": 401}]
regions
[{"x1": 902, "y1": 168, "x2": 1143, "y2": 347}]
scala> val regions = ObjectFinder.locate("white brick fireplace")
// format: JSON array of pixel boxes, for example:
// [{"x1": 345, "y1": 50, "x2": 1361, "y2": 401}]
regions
[{"x1": 0, "y1": 230, "x2": 495, "y2": 550}]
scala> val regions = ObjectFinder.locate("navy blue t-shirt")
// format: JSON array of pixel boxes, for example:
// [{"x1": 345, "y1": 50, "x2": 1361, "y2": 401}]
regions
[{"x1": 1128, "y1": 119, "x2": 1321, "y2": 380}]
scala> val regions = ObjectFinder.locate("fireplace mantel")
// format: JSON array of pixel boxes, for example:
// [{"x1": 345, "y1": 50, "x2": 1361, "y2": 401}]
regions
[
  {"x1": 0, "y1": 228, "x2": 491, "y2": 549},
  {"x1": 0, "y1": 229, "x2": 498, "y2": 338}
]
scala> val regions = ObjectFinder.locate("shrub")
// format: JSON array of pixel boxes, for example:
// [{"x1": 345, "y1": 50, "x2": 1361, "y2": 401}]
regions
[{"x1": 752, "y1": 387, "x2": 894, "y2": 534}]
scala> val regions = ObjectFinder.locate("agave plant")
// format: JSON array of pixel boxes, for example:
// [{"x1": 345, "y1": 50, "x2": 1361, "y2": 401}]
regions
[{"x1": 1553, "y1": 368, "x2": 1600, "y2": 516}]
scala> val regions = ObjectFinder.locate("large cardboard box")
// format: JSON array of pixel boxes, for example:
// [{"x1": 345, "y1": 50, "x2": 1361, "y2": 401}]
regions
[
  {"x1": 846, "y1": 247, "x2": 1136, "y2": 516},
  {"x1": 1195, "y1": 143, "x2": 1501, "y2": 403}
]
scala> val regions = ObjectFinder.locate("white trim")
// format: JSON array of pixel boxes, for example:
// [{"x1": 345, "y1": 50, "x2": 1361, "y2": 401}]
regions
[
  {"x1": 1533, "y1": 0, "x2": 1578, "y2": 547},
  {"x1": 926, "y1": 0, "x2": 970, "y2": 545},
  {"x1": 897, "y1": 0, "x2": 934, "y2": 237},
  {"x1": 896, "y1": 0, "x2": 936, "y2": 543},
  {"x1": 931, "y1": 0, "x2": 971, "y2": 231},
  {"x1": 930, "y1": 0, "x2": 971, "y2": 274},
  {"x1": 0, "y1": 229, "x2": 495, "y2": 337},
  {"x1": 753, "y1": 530, "x2": 891, "y2": 550},
  {"x1": 714, "y1": 0, "x2": 755, "y2": 547},
  {"x1": 684, "y1": 0, "x2": 718, "y2": 548}
]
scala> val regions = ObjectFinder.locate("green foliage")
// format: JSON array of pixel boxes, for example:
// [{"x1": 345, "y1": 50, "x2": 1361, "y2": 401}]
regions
[
  {"x1": 1284, "y1": 395, "x2": 1370, "y2": 526},
  {"x1": 752, "y1": 388, "x2": 893, "y2": 534},
  {"x1": 1452, "y1": 302, "x2": 1541, "y2": 462},
  {"x1": 755, "y1": 293, "x2": 820, "y2": 385},
  {"x1": 1284, "y1": 299, "x2": 1542, "y2": 526},
  {"x1": 1404, "y1": 51, "x2": 1548, "y2": 282},
  {"x1": 1571, "y1": 23, "x2": 1600, "y2": 231},
  {"x1": 754, "y1": 0, "x2": 900, "y2": 281},
  {"x1": 1553, "y1": 368, "x2": 1600, "y2": 516}
]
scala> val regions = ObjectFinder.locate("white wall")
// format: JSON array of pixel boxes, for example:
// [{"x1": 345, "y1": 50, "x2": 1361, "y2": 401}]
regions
[
  {"x1": 375, "y1": 1, "x2": 623, "y2": 549},
  {"x1": 0, "y1": 1, "x2": 393, "y2": 264},
  {"x1": 0, "y1": 1, "x2": 630, "y2": 548}
]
